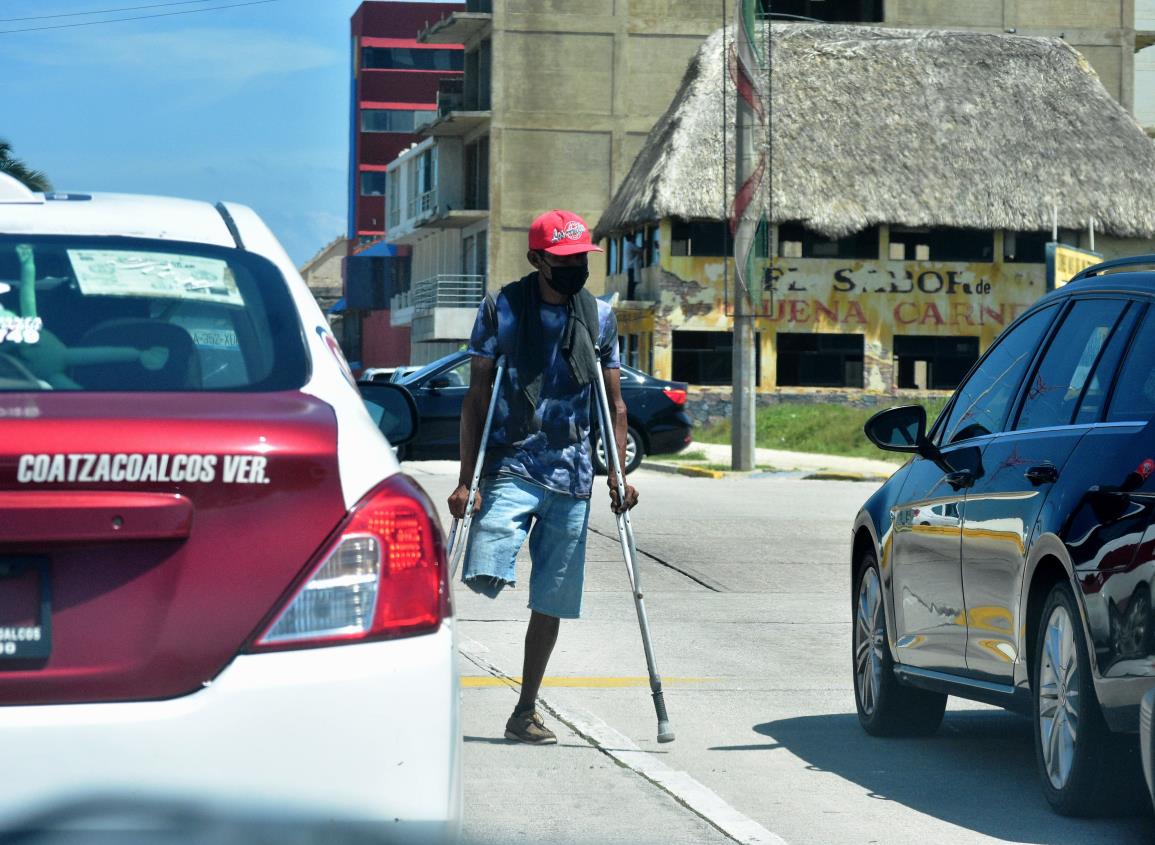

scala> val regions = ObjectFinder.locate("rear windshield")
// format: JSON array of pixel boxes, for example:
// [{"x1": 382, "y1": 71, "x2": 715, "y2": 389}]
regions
[{"x1": 0, "y1": 236, "x2": 308, "y2": 391}]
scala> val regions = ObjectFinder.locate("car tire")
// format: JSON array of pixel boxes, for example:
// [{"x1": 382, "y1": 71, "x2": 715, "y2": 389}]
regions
[
  {"x1": 1033, "y1": 581, "x2": 1146, "y2": 816},
  {"x1": 853, "y1": 554, "x2": 947, "y2": 737},
  {"x1": 593, "y1": 426, "x2": 643, "y2": 476}
]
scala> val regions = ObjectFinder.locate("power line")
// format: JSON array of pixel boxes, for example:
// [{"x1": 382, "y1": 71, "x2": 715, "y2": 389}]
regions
[
  {"x1": 0, "y1": 0, "x2": 279, "y2": 34},
  {"x1": 0, "y1": 1, "x2": 213, "y2": 24}
]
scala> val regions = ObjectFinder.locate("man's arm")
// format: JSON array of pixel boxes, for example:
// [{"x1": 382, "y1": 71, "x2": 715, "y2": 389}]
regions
[
  {"x1": 448, "y1": 355, "x2": 495, "y2": 519},
  {"x1": 603, "y1": 366, "x2": 639, "y2": 514}
]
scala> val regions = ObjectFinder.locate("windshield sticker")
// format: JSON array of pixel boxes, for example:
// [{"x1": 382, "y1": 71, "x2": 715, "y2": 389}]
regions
[
  {"x1": 0, "y1": 316, "x2": 42, "y2": 344},
  {"x1": 67, "y1": 250, "x2": 242, "y2": 305},
  {"x1": 15, "y1": 453, "x2": 270, "y2": 485},
  {"x1": 190, "y1": 328, "x2": 240, "y2": 349}
]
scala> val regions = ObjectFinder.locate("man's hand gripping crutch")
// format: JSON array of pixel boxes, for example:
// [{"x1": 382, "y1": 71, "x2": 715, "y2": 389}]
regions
[
  {"x1": 446, "y1": 355, "x2": 506, "y2": 577},
  {"x1": 593, "y1": 359, "x2": 674, "y2": 743}
]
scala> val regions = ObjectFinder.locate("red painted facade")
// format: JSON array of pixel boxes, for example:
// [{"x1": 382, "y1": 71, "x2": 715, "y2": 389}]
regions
[
  {"x1": 344, "y1": 2, "x2": 463, "y2": 369},
  {"x1": 350, "y1": 1, "x2": 463, "y2": 241},
  {"x1": 360, "y1": 310, "x2": 412, "y2": 364}
]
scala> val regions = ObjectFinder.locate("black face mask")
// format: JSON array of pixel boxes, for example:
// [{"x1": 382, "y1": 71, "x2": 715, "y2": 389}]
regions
[{"x1": 543, "y1": 263, "x2": 589, "y2": 297}]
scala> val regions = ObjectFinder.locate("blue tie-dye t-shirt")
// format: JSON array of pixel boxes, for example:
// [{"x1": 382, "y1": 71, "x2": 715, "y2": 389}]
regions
[{"x1": 467, "y1": 285, "x2": 620, "y2": 499}]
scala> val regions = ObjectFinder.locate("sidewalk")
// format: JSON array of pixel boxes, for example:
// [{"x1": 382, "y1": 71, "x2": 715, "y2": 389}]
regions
[{"x1": 642, "y1": 440, "x2": 898, "y2": 481}]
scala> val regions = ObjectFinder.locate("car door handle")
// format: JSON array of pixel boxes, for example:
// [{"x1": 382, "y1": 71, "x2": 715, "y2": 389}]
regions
[
  {"x1": 946, "y1": 469, "x2": 974, "y2": 490},
  {"x1": 1025, "y1": 464, "x2": 1059, "y2": 485}
]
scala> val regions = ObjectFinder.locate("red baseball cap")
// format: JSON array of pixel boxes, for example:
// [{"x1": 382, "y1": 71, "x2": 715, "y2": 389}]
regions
[{"x1": 528, "y1": 209, "x2": 604, "y2": 256}]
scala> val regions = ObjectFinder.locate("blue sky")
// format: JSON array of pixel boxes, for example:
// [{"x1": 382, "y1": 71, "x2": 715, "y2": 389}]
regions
[{"x1": 0, "y1": 0, "x2": 456, "y2": 266}]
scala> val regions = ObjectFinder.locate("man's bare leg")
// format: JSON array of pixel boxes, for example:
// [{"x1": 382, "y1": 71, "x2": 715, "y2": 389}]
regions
[{"x1": 515, "y1": 610, "x2": 560, "y2": 714}]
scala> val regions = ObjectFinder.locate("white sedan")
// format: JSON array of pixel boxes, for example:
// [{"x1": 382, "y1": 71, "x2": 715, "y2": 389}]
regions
[{"x1": 0, "y1": 174, "x2": 460, "y2": 841}]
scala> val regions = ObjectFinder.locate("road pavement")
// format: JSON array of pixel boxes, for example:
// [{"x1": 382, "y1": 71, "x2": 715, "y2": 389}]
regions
[{"x1": 405, "y1": 460, "x2": 1154, "y2": 845}]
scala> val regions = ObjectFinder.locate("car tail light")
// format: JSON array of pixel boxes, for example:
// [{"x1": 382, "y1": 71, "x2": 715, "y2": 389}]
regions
[
  {"x1": 250, "y1": 475, "x2": 447, "y2": 651},
  {"x1": 662, "y1": 387, "x2": 688, "y2": 405}
]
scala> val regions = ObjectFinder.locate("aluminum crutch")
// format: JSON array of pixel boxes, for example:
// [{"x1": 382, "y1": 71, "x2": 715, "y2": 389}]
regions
[
  {"x1": 592, "y1": 361, "x2": 675, "y2": 743},
  {"x1": 446, "y1": 355, "x2": 506, "y2": 579}
]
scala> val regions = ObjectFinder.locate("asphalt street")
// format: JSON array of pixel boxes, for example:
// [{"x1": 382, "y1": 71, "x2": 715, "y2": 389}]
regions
[{"x1": 404, "y1": 460, "x2": 1155, "y2": 845}]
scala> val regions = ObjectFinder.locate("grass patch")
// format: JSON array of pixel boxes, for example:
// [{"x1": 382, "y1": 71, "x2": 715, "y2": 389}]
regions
[{"x1": 696, "y1": 398, "x2": 950, "y2": 463}]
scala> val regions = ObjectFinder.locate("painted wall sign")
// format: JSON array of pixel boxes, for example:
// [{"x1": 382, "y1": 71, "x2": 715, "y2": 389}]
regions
[
  {"x1": 757, "y1": 260, "x2": 1041, "y2": 332},
  {"x1": 1046, "y1": 243, "x2": 1101, "y2": 290}
]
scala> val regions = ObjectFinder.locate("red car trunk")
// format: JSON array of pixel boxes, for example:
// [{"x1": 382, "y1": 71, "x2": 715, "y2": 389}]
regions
[{"x1": 0, "y1": 392, "x2": 347, "y2": 705}]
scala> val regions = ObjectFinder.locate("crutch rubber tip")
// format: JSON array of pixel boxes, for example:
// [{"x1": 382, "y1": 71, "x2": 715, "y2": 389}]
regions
[{"x1": 657, "y1": 722, "x2": 675, "y2": 743}]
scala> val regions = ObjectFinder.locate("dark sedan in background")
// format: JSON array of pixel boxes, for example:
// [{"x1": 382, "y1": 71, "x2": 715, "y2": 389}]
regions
[{"x1": 383, "y1": 350, "x2": 693, "y2": 473}]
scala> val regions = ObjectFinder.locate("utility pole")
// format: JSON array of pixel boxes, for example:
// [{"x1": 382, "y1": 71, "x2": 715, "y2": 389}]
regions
[{"x1": 731, "y1": 0, "x2": 762, "y2": 471}]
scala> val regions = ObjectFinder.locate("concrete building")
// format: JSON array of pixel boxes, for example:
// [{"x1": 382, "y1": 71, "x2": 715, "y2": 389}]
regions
[
  {"x1": 343, "y1": 1, "x2": 464, "y2": 369},
  {"x1": 775, "y1": 1, "x2": 1136, "y2": 110},
  {"x1": 299, "y1": 235, "x2": 347, "y2": 338},
  {"x1": 595, "y1": 24, "x2": 1155, "y2": 396},
  {"x1": 383, "y1": 0, "x2": 725, "y2": 364}
]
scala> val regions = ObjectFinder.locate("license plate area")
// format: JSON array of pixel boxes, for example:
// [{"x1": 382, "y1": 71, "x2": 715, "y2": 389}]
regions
[{"x1": 0, "y1": 557, "x2": 51, "y2": 660}]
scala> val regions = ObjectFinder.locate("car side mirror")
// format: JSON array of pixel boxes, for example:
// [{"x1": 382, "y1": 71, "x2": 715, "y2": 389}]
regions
[
  {"x1": 864, "y1": 405, "x2": 928, "y2": 454},
  {"x1": 358, "y1": 382, "x2": 419, "y2": 446},
  {"x1": 427, "y1": 375, "x2": 451, "y2": 391}
]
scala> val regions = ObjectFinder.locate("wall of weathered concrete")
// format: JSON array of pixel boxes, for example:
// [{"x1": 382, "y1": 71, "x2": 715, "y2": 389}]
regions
[
  {"x1": 487, "y1": 1, "x2": 720, "y2": 290},
  {"x1": 684, "y1": 386, "x2": 950, "y2": 428}
]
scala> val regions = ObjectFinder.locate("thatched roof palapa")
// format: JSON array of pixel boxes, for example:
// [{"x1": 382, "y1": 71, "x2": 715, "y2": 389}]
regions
[{"x1": 596, "y1": 24, "x2": 1155, "y2": 241}]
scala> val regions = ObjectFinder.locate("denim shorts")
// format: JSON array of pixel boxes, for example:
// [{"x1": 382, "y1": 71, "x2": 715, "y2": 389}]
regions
[{"x1": 461, "y1": 474, "x2": 591, "y2": 619}]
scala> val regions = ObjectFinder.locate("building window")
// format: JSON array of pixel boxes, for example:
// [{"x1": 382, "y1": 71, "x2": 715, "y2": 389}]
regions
[
  {"x1": 648, "y1": 225, "x2": 660, "y2": 267},
  {"x1": 672, "y1": 330, "x2": 761, "y2": 385},
  {"x1": 465, "y1": 136, "x2": 489, "y2": 210},
  {"x1": 619, "y1": 334, "x2": 644, "y2": 369},
  {"x1": 761, "y1": 0, "x2": 882, "y2": 21},
  {"x1": 386, "y1": 171, "x2": 401, "y2": 229},
  {"x1": 361, "y1": 47, "x2": 463, "y2": 72},
  {"x1": 464, "y1": 39, "x2": 492, "y2": 111},
  {"x1": 360, "y1": 109, "x2": 437, "y2": 133},
  {"x1": 670, "y1": 220, "x2": 729, "y2": 257},
  {"x1": 777, "y1": 333, "x2": 863, "y2": 388},
  {"x1": 893, "y1": 335, "x2": 979, "y2": 391},
  {"x1": 888, "y1": 227, "x2": 994, "y2": 262},
  {"x1": 778, "y1": 223, "x2": 878, "y2": 259},
  {"x1": 360, "y1": 171, "x2": 385, "y2": 197},
  {"x1": 1002, "y1": 230, "x2": 1081, "y2": 263}
]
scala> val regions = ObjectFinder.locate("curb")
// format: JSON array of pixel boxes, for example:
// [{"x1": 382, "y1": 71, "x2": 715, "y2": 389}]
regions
[
  {"x1": 639, "y1": 461, "x2": 726, "y2": 479},
  {"x1": 802, "y1": 471, "x2": 892, "y2": 483},
  {"x1": 642, "y1": 461, "x2": 891, "y2": 482}
]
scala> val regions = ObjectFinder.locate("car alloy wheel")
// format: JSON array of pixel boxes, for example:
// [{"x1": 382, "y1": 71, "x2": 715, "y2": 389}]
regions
[
  {"x1": 595, "y1": 426, "x2": 642, "y2": 475},
  {"x1": 852, "y1": 554, "x2": 946, "y2": 736},
  {"x1": 855, "y1": 564, "x2": 885, "y2": 717},
  {"x1": 1030, "y1": 581, "x2": 1149, "y2": 815},
  {"x1": 1038, "y1": 602, "x2": 1080, "y2": 790}
]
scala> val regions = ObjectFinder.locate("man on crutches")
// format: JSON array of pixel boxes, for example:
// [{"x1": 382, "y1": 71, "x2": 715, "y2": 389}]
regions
[{"x1": 448, "y1": 209, "x2": 638, "y2": 745}]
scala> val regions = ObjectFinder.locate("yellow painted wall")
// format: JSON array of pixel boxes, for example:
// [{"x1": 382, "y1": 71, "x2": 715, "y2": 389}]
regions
[{"x1": 608, "y1": 222, "x2": 1057, "y2": 391}]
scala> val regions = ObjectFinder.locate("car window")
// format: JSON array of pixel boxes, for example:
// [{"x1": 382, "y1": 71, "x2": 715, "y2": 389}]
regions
[
  {"x1": 1106, "y1": 306, "x2": 1155, "y2": 422},
  {"x1": 0, "y1": 236, "x2": 306, "y2": 392},
  {"x1": 1074, "y1": 304, "x2": 1140, "y2": 424},
  {"x1": 939, "y1": 306, "x2": 1055, "y2": 445},
  {"x1": 443, "y1": 359, "x2": 470, "y2": 387},
  {"x1": 1016, "y1": 299, "x2": 1127, "y2": 431}
]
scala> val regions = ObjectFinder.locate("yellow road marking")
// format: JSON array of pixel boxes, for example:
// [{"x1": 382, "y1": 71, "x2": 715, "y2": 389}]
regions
[{"x1": 460, "y1": 676, "x2": 712, "y2": 689}]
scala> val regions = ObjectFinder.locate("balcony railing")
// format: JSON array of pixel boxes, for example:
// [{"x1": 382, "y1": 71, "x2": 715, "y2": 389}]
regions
[
  {"x1": 406, "y1": 189, "x2": 436, "y2": 221},
  {"x1": 412, "y1": 274, "x2": 485, "y2": 316}
]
